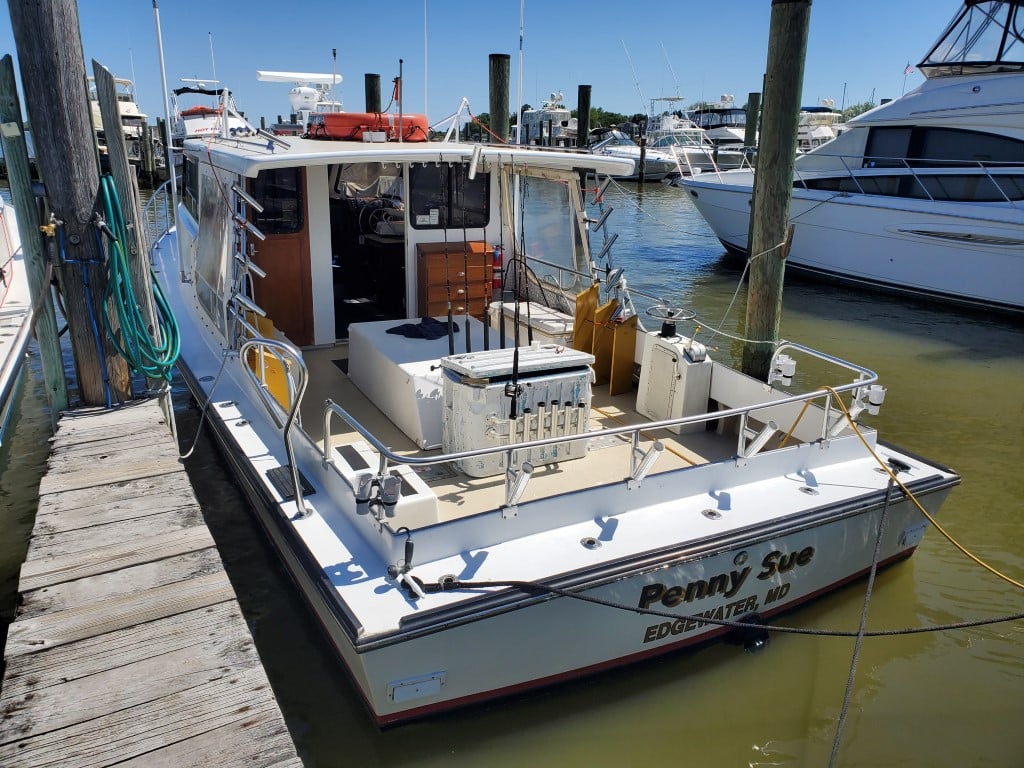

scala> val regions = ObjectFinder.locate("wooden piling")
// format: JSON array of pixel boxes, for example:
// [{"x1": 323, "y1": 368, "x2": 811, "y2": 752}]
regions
[
  {"x1": 92, "y1": 61, "x2": 161, "y2": 391},
  {"x1": 8, "y1": 0, "x2": 130, "y2": 405},
  {"x1": 742, "y1": 0, "x2": 811, "y2": 380},
  {"x1": 489, "y1": 54, "x2": 510, "y2": 143},
  {"x1": 365, "y1": 73, "x2": 381, "y2": 113},
  {"x1": 0, "y1": 55, "x2": 67, "y2": 419},
  {"x1": 577, "y1": 85, "x2": 592, "y2": 148},
  {"x1": 744, "y1": 91, "x2": 761, "y2": 150}
]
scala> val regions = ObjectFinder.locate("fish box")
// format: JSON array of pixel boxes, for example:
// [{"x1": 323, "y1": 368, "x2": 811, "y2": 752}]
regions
[{"x1": 441, "y1": 345, "x2": 594, "y2": 478}]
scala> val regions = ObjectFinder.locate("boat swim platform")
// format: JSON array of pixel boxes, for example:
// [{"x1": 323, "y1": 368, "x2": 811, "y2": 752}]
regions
[{"x1": 0, "y1": 399, "x2": 302, "y2": 768}]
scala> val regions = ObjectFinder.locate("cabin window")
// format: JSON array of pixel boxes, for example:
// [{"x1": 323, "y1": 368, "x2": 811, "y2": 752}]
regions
[
  {"x1": 408, "y1": 162, "x2": 489, "y2": 229},
  {"x1": 512, "y1": 174, "x2": 589, "y2": 304},
  {"x1": 251, "y1": 167, "x2": 303, "y2": 234},
  {"x1": 194, "y1": 166, "x2": 231, "y2": 336},
  {"x1": 797, "y1": 173, "x2": 1024, "y2": 202},
  {"x1": 183, "y1": 155, "x2": 199, "y2": 219},
  {"x1": 865, "y1": 127, "x2": 1024, "y2": 168}
]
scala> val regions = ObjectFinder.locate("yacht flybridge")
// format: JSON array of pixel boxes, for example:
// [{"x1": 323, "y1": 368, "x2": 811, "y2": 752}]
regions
[
  {"x1": 149, "y1": 113, "x2": 959, "y2": 725},
  {"x1": 682, "y1": 0, "x2": 1024, "y2": 313}
]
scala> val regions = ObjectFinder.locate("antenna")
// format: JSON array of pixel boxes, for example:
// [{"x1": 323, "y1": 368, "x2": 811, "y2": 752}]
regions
[
  {"x1": 516, "y1": 0, "x2": 524, "y2": 144},
  {"x1": 209, "y1": 32, "x2": 217, "y2": 84},
  {"x1": 621, "y1": 41, "x2": 646, "y2": 115},
  {"x1": 661, "y1": 41, "x2": 681, "y2": 99}
]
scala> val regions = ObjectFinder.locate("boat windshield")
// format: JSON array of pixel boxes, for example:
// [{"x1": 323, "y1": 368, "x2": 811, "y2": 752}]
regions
[
  {"x1": 513, "y1": 171, "x2": 590, "y2": 303},
  {"x1": 919, "y1": 0, "x2": 1024, "y2": 77}
]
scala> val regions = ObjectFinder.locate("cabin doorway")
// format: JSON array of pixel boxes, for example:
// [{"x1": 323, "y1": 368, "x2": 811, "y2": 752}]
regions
[
  {"x1": 248, "y1": 167, "x2": 314, "y2": 346},
  {"x1": 328, "y1": 163, "x2": 407, "y2": 338}
]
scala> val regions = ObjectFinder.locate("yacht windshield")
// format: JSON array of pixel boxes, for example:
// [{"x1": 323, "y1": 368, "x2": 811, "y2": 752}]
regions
[{"x1": 919, "y1": 0, "x2": 1024, "y2": 76}]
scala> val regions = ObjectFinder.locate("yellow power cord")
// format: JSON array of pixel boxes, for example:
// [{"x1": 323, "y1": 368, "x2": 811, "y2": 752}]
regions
[{"x1": 823, "y1": 385, "x2": 1024, "y2": 592}]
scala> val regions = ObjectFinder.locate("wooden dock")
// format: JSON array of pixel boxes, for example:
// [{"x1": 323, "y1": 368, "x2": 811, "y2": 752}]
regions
[{"x1": 0, "y1": 399, "x2": 303, "y2": 767}]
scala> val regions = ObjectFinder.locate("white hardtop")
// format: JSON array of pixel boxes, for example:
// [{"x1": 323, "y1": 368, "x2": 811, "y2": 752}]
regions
[{"x1": 183, "y1": 134, "x2": 636, "y2": 178}]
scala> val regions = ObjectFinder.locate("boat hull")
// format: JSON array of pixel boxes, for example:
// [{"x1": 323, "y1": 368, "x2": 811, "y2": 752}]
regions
[
  {"x1": 0, "y1": 201, "x2": 32, "y2": 447},
  {"x1": 179, "y1": 359, "x2": 953, "y2": 724},
  {"x1": 682, "y1": 173, "x2": 1024, "y2": 312}
]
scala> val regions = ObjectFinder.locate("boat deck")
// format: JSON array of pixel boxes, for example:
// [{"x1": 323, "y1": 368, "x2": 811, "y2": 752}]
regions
[{"x1": 300, "y1": 343, "x2": 740, "y2": 525}]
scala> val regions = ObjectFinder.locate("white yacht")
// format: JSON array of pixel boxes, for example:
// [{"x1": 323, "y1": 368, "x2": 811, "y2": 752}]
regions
[
  {"x1": 646, "y1": 113, "x2": 747, "y2": 173},
  {"x1": 145, "y1": 90, "x2": 959, "y2": 725},
  {"x1": 87, "y1": 76, "x2": 149, "y2": 168},
  {"x1": 681, "y1": 0, "x2": 1024, "y2": 313},
  {"x1": 691, "y1": 95, "x2": 750, "y2": 149},
  {"x1": 797, "y1": 99, "x2": 845, "y2": 153},
  {"x1": 519, "y1": 91, "x2": 578, "y2": 146}
]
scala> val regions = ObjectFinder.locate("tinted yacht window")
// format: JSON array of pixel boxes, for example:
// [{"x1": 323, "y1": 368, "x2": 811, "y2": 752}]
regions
[{"x1": 865, "y1": 126, "x2": 1024, "y2": 167}]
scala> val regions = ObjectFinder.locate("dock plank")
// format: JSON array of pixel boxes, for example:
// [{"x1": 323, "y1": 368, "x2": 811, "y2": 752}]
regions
[
  {"x1": 5, "y1": 569, "x2": 235, "y2": 656},
  {"x1": 15, "y1": 548, "x2": 224, "y2": 621},
  {"x1": 17, "y1": 524, "x2": 216, "y2": 591},
  {"x1": 0, "y1": 399, "x2": 301, "y2": 766},
  {"x1": 2, "y1": 600, "x2": 246, "y2": 695}
]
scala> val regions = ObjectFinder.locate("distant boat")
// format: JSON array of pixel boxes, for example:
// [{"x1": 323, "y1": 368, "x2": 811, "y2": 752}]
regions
[
  {"x1": 0, "y1": 198, "x2": 32, "y2": 447},
  {"x1": 681, "y1": 0, "x2": 1024, "y2": 314},
  {"x1": 589, "y1": 127, "x2": 680, "y2": 181},
  {"x1": 645, "y1": 113, "x2": 747, "y2": 173},
  {"x1": 796, "y1": 99, "x2": 845, "y2": 153},
  {"x1": 256, "y1": 70, "x2": 344, "y2": 135},
  {"x1": 518, "y1": 91, "x2": 578, "y2": 146},
  {"x1": 87, "y1": 76, "x2": 151, "y2": 168},
  {"x1": 691, "y1": 95, "x2": 750, "y2": 149},
  {"x1": 170, "y1": 81, "x2": 257, "y2": 147}
]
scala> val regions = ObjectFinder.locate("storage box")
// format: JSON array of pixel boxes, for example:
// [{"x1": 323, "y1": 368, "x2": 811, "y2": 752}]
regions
[
  {"x1": 487, "y1": 300, "x2": 574, "y2": 347},
  {"x1": 441, "y1": 345, "x2": 594, "y2": 477}
]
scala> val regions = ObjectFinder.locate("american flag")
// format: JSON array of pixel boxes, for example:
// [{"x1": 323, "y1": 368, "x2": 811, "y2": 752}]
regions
[{"x1": 904, "y1": 64, "x2": 914, "y2": 75}]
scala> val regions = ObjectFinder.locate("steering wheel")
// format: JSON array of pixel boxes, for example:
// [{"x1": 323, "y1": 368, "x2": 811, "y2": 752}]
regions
[{"x1": 645, "y1": 304, "x2": 696, "y2": 322}]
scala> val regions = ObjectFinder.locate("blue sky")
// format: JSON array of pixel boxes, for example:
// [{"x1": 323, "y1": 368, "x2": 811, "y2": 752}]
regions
[{"x1": 1, "y1": 1, "x2": 959, "y2": 128}]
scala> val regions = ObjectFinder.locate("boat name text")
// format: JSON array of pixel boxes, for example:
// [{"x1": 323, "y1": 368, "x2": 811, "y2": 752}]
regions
[{"x1": 637, "y1": 546, "x2": 815, "y2": 610}]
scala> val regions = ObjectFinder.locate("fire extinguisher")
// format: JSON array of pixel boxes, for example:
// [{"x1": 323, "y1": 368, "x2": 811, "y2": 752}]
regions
[{"x1": 492, "y1": 245, "x2": 503, "y2": 295}]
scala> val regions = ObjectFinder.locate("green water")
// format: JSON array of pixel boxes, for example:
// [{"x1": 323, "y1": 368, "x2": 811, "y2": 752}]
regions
[{"x1": 2, "y1": 182, "x2": 1022, "y2": 766}]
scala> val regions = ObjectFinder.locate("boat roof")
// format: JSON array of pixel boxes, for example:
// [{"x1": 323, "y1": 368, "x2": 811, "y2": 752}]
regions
[{"x1": 184, "y1": 134, "x2": 636, "y2": 177}]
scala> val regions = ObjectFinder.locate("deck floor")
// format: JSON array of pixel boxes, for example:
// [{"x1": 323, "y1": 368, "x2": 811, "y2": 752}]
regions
[
  {"x1": 301, "y1": 343, "x2": 739, "y2": 524},
  {"x1": 0, "y1": 399, "x2": 302, "y2": 768}
]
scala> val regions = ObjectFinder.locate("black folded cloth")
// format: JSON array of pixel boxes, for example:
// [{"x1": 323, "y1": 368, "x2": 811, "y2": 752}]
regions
[{"x1": 385, "y1": 317, "x2": 458, "y2": 340}]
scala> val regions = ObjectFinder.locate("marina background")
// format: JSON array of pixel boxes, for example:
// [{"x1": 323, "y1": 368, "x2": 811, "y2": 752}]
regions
[
  {"x1": 2, "y1": 182, "x2": 1021, "y2": 766},
  {"x1": 1, "y1": 1, "x2": 956, "y2": 131}
]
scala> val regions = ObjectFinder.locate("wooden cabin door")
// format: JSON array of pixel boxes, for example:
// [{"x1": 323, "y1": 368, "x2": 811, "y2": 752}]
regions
[{"x1": 248, "y1": 167, "x2": 313, "y2": 346}]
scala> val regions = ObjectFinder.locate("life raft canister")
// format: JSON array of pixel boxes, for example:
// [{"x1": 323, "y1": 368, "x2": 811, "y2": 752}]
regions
[{"x1": 307, "y1": 112, "x2": 429, "y2": 142}]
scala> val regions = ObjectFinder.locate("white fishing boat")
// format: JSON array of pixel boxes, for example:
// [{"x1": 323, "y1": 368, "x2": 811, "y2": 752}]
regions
[
  {"x1": 170, "y1": 81, "x2": 257, "y2": 146},
  {"x1": 0, "y1": 198, "x2": 31, "y2": 446},
  {"x1": 589, "y1": 127, "x2": 680, "y2": 181},
  {"x1": 681, "y1": 0, "x2": 1024, "y2": 313},
  {"x1": 147, "y1": 93, "x2": 959, "y2": 725},
  {"x1": 646, "y1": 113, "x2": 747, "y2": 173}
]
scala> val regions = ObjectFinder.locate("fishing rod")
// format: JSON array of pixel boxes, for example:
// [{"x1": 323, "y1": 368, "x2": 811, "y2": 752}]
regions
[
  {"x1": 441, "y1": 160, "x2": 455, "y2": 355},
  {"x1": 461, "y1": 166, "x2": 471, "y2": 353}
]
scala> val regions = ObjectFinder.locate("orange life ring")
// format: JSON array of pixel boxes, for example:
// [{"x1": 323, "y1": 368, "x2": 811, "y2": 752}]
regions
[{"x1": 180, "y1": 105, "x2": 220, "y2": 117}]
